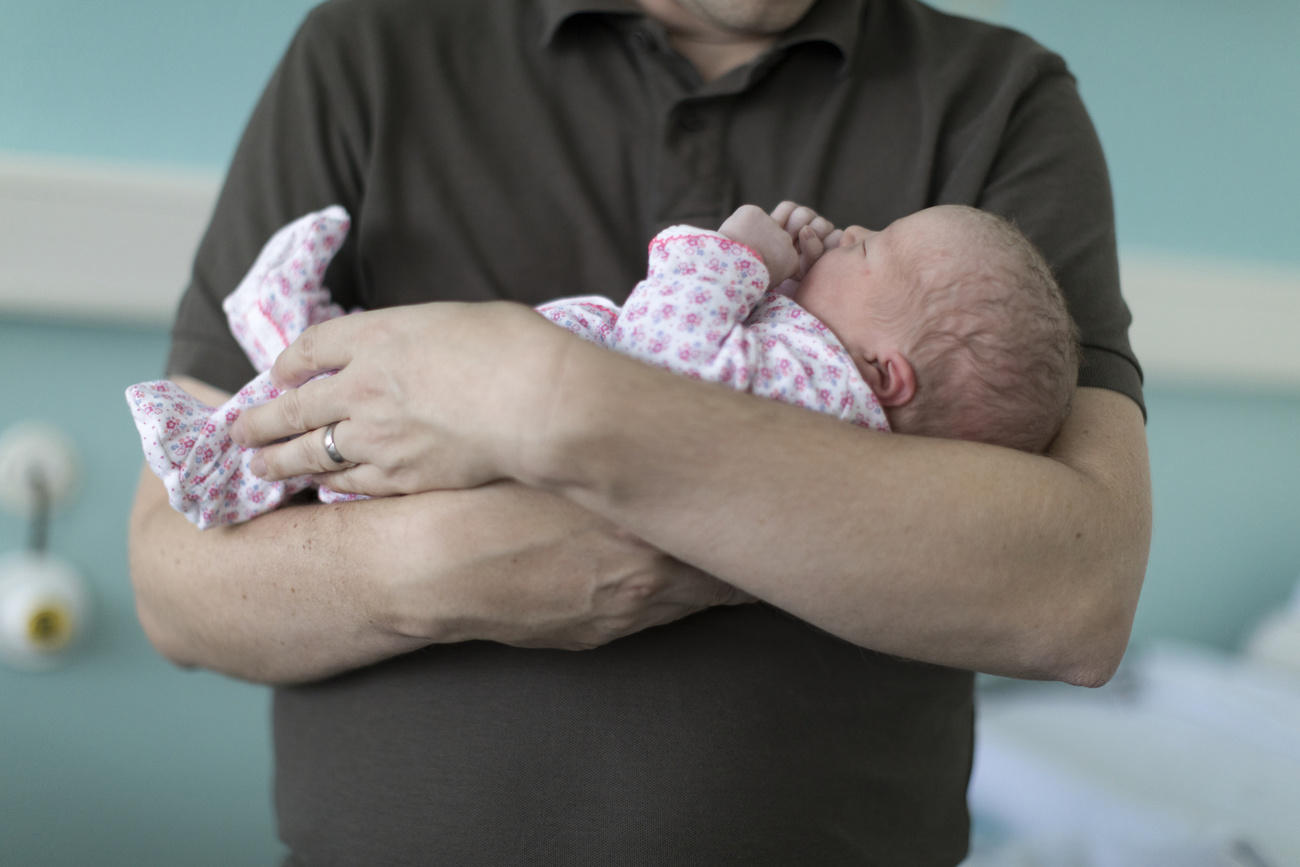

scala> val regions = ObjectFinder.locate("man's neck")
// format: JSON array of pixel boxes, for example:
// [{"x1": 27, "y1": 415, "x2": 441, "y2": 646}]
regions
[
  {"x1": 671, "y1": 33, "x2": 775, "y2": 81},
  {"x1": 636, "y1": 0, "x2": 781, "y2": 82}
]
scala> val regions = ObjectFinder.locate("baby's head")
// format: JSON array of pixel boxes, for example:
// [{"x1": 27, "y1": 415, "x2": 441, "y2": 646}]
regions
[{"x1": 793, "y1": 205, "x2": 1078, "y2": 452}]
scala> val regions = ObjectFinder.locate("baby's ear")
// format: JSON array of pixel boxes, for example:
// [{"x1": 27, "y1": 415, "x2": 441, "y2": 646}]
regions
[{"x1": 861, "y1": 350, "x2": 916, "y2": 408}]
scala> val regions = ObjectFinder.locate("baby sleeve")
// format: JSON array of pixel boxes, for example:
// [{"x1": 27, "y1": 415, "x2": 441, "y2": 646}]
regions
[{"x1": 609, "y1": 228, "x2": 770, "y2": 386}]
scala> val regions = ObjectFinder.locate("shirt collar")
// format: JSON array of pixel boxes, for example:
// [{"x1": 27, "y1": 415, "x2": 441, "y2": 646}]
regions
[
  {"x1": 539, "y1": 0, "x2": 869, "y2": 70},
  {"x1": 537, "y1": 0, "x2": 638, "y2": 46},
  {"x1": 771, "y1": 0, "x2": 868, "y2": 72}
]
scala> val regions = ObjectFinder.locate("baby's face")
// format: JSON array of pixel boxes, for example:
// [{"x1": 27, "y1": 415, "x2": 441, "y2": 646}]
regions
[
  {"x1": 791, "y1": 207, "x2": 969, "y2": 356},
  {"x1": 791, "y1": 220, "x2": 899, "y2": 356}
]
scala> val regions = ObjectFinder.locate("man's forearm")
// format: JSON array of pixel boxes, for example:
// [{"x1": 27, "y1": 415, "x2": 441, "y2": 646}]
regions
[
  {"x1": 129, "y1": 464, "x2": 434, "y2": 683},
  {"x1": 523, "y1": 338, "x2": 1152, "y2": 686},
  {"x1": 131, "y1": 464, "x2": 740, "y2": 683},
  {"x1": 129, "y1": 371, "x2": 740, "y2": 684},
  {"x1": 198, "y1": 303, "x2": 1149, "y2": 685}
]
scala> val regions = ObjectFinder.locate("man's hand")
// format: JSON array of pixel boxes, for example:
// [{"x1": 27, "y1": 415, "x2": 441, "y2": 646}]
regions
[
  {"x1": 717, "y1": 205, "x2": 799, "y2": 286},
  {"x1": 406, "y1": 485, "x2": 755, "y2": 652},
  {"x1": 230, "y1": 302, "x2": 565, "y2": 496},
  {"x1": 230, "y1": 207, "x2": 838, "y2": 494},
  {"x1": 132, "y1": 375, "x2": 753, "y2": 682}
]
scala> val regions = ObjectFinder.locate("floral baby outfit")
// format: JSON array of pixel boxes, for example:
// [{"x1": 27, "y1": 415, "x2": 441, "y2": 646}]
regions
[
  {"x1": 126, "y1": 206, "x2": 359, "y2": 529},
  {"x1": 538, "y1": 228, "x2": 890, "y2": 431},
  {"x1": 128, "y1": 212, "x2": 887, "y2": 530}
]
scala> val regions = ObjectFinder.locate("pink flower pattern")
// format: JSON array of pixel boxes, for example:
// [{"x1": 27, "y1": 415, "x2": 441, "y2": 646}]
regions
[
  {"x1": 125, "y1": 206, "x2": 364, "y2": 529},
  {"x1": 537, "y1": 227, "x2": 889, "y2": 431},
  {"x1": 132, "y1": 217, "x2": 888, "y2": 530}
]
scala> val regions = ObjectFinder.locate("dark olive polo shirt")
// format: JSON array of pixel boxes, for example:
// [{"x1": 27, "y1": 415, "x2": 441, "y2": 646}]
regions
[{"x1": 167, "y1": 0, "x2": 1143, "y2": 864}]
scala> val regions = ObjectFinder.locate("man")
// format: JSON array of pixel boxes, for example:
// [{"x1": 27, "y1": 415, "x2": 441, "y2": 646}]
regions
[{"x1": 130, "y1": 1, "x2": 1150, "y2": 862}]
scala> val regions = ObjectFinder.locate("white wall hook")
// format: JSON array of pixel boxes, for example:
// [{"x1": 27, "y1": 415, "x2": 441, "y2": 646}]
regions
[{"x1": 0, "y1": 421, "x2": 79, "y2": 518}]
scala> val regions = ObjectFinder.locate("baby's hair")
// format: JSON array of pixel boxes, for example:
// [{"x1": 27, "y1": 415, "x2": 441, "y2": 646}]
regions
[{"x1": 888, "y1": 206, "x2": 1079, "y2": 453}]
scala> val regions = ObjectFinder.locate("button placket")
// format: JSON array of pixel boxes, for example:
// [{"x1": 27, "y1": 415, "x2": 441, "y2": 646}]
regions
[
  {"x1": 656, "y1": 97, "x2": 730, "y2": 227},
  {"x1": 676, "y1": 106, "x2": 706, "y2": 132}
]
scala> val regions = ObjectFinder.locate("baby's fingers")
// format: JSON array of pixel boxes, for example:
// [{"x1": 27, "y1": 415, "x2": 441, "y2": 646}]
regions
[
  {"x1": 796, "y1": 225, "x2": 825, "y2": 278},
  {"x1": 770, "y1": 200, "x2": 798, "y2": 227},
  {"x1": 772, "y1": 201, "x2": 816, "y2": 239},
  {"x1": 805, "y1": 212, "x2": 836, "y2": 241},
  {"x1": 784, "y1": 206, "x2": 816, "y2": 239}
]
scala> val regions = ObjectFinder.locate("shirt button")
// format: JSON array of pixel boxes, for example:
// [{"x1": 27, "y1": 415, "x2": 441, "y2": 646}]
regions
[{"x1": 677, "y1": 109, "x2": 706, "y2": 132}]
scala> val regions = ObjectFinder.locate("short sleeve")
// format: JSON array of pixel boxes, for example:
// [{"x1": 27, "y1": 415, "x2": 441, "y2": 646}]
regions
[
  {"x1": 938, "y1": 49, "x2": 1144, "y2": 417},
  {"x1": 166, "y1": 4, "x2": 368, "y2": 392}
]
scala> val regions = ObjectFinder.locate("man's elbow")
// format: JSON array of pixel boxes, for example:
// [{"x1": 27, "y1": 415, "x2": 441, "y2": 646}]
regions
[
  {"x1": 1016, "y1": 600, "x2": 1134, "y2": 688},
  {"x1": 128, "y1": 545, "x2": 199, "y2": 671},
  {"x1": 132, "y1": 584, "x2": 294, "y2": 685},
  {"x1": 1025, "y1": 387, "x2": 1152, "y2": 688},
  {"x1": 1047, "y1": 542, "x2": 1149, "y2": 689},
  {"x1": 132, "y1": 591, "x2": 199, "y2": 670},
  {"x1": 1052, "y1": 446, "x2": 1151, "y2": 686},
  {"x1": 1055, "y1": 621, "x2": 1132, "y2": 689},
  {"x1": 127, "y1": 491, "x2": 203, "y2": 671}
]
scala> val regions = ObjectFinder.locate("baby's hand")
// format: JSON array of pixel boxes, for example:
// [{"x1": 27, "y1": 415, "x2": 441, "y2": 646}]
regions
[
  {"x1": 770, "y1": 201, "x2": 843, "y2": 280},
  {"x1": 718, "y1": 205, "x2": 799, "y2": 287}
]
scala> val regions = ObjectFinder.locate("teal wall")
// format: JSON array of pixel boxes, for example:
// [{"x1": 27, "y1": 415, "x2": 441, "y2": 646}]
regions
[
  {"x1": 2, "y1": 2, "x2": 1298, "y2": 865},
  {"x1": 4, "y1": 0, "x2": 1297, "y2": 265},
  {"x1": 3, "y1": 2, "x2": 318, "y2": 863},
  {"x1": 939, "y1": 0, "x2": 1300, "y2": 267},
  {"x1": 0, "y1": 0, "x2": 318, "y2": 169},
  {"x1": 1139, "y1": 384, "x2": 1300, "y2": 649},
  {"x1": 0, "y1": 320, "x2": 281, "y2": 865}
]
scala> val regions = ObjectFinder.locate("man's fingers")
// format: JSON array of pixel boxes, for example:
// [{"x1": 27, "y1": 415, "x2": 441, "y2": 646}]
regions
[
  {"x1": 313, "y1": 463, "x2": 398, "y2": 497},
  {"x1": 232, "y1": 374, "x2": 351, "y2": 447},
  {"x1": 270, "y1": 318, "x2": 356, "y2": 389},
  {"x1": 252, "y1": 430, "x2": 331, "y2": 480},
  {"x1": 253, "y1": 418, "x2": 362, "y2": 481}
]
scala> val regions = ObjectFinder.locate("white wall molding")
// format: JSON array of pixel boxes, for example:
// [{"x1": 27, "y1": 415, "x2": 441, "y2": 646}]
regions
[
  {"x1": 1120, "y1": 251, "x2": 1300, "y2": 389},
  {"x1": 2, "y1": 153, "x2": 1298, "y2": 387},
  {"x1": 0, "y1": 153, "x2": 220, "y2": 326}
]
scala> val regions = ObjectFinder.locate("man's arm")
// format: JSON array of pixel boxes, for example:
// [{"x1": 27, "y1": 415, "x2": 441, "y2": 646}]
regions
[
  {"x1": 528, "y1": 332, "x2": 1150, "y2": 687},
  {"x1": 231, "y1": 300, "x2": 1149, "y2": 685},
  {"x1": 129, "y1": 376, "x2": 745, "y2": 684}
]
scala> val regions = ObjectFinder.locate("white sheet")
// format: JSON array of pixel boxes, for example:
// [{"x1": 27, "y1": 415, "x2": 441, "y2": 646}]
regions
[{"x1": 964, "y1": 642, "x2": 1300, "y2": 866}]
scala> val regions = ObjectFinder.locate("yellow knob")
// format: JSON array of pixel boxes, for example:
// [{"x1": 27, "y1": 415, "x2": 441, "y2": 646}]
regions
[{"x1": 26, "y1": 602, "x2": 72, "y2": 651}]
